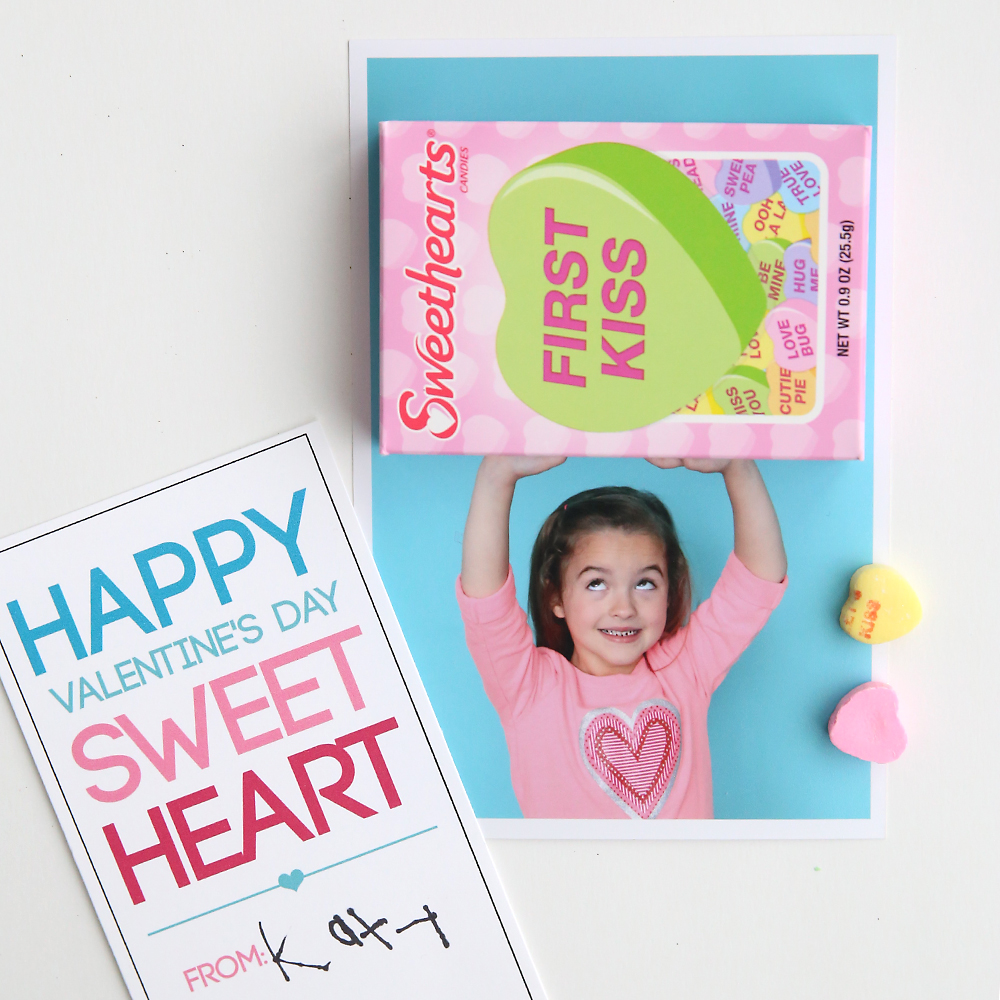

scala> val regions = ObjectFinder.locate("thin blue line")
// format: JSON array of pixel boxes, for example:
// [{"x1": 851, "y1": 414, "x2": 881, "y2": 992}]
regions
[
  {"x1": 146, "y1": 825, "x2": 438, "y2": 936},
  {"x1": 148, "y1": 884, "x2": 282, "y2": 935},
  {"x1": 301, "y1": 825, "x2": 437, "y2": 879}
]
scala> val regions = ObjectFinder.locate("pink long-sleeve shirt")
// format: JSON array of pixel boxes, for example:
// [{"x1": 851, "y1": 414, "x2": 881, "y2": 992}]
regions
[{"x1": 457, "y1": 553, "x2": 786, "y2": 819}]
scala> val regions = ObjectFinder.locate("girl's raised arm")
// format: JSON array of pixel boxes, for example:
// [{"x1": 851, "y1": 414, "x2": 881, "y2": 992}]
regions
[
  {"x1": 648, "y1": 457, "x2": 787, "y2": 583},
  {"x1": 720, "y1": 459, "x2": 787, "y2": 583},
  {"x1": 460, "y1": 456, "x2": 565, "y2": 598}
]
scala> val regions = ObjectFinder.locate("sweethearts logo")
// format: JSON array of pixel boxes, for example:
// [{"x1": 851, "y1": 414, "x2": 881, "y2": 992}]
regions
[{"x1": 398, "y1": 137, "x2": 462, "y2": 441}]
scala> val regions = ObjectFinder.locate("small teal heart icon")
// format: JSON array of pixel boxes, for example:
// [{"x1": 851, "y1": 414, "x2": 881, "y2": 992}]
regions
[{"x1": 278, "y1": 869, "x2": 305, "y2": 892}]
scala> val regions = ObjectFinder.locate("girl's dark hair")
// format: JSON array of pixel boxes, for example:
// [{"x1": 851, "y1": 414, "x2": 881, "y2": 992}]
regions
[{"x1": 527, "y1": 486, "x2": 690, "y2": 660}]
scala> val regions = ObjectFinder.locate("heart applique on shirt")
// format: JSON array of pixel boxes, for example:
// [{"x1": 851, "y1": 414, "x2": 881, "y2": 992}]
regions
[{"x1": 580, "y1": 700, "x2": 682, "y2": 819}]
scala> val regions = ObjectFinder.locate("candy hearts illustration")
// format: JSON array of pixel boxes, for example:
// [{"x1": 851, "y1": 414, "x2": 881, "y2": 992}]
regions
[
  {"x1": 581, "y1": 701, "x2": 681, "y2": 819},
  {"x1": 737, "y1": 326, "x2": 774, "y2": 371},
  {"x1": 803, "y1": 210, "x2": 821, "y2": 262},
  {"x1": 489, "y1": 143, "x2": 767, "y2": 432},
  {"x1": 828, "y1": 682, "x2": 907, "y2": 763},
  {"x1": 840, "y1": 564, "x2": 922, "y2": 644},
  {"x1": 672, "y1": 391, "x2": 714, "y2": 416},
  {"x1": 716, "y1": 159, "x2": 782, "y2": 204},
  {"x1": 709, "y1": 195, "x2": 751, "y2": 249},
  {"x1": 743, "y1": 195, "x2": 809, "y2": 246},
  {"x1": 778, "y1": 159, "x2": 822, "y2": 214},
  {"x1": 765, "y1": 298, "x2": 818, "y2": 372},
  {"x1": 783, "y1": 241, "x2": 818, "y2": 303},
  {"x1": 766, "y1": 364, "x2": 816, "y2": 416},
  {"x1": 713, "y1": 365, "x2": 771, "y2": 416},
  {"x1": 748, "y1": 240, "x2": 786, "y2": 310}
]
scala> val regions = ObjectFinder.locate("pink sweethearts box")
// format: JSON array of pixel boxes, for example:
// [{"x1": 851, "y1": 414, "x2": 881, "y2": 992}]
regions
[{"x1": 379, "y1": 121, "x2": 871, "y2": 459}]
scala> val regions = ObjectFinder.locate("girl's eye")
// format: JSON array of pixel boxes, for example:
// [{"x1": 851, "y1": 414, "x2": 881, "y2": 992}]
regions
[
  {"x1": 585, "y1": 578, "x2": 607, "y2": 591},
  {"x1": 635, "y1": 578, "x2": 657, "y2": 591}
]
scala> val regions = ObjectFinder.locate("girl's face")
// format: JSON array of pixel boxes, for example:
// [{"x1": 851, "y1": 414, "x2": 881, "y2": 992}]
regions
[{"x1": 552, "y1": 528, "x2": 668, "y2": 676}]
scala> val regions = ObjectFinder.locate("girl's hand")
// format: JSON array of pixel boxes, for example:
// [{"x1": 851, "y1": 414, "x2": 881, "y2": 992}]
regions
[
  {"x1": 647, "y1": 458, "x2": 786, "y2": 582},
  {"x1": 647, "y1": 457, "x2": 732, "y2": 474},
  {"x1": 481, "y1": 454, "x2": 566, "y2": 485},
  {"x1": 461, "y1": 456, "x2": 565, "y2": 599}
]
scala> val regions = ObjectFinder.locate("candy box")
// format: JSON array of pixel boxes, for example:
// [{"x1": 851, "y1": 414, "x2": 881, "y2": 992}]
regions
[{"x1": 378, "y1": 122, "x2": 871, "y2": 459}]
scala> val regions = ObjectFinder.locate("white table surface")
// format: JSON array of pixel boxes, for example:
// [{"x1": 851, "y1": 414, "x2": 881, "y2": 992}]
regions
[{"x1": 0, "y1": 4, "x2": 994, "y2": 997}]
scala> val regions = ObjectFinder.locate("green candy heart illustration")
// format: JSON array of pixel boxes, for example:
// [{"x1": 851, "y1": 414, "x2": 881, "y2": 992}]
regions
[
  {"x1": 488, "y1": 143, "x2": 767, "y2": 432},
  {"x1": 712, "y1": 365, "x2": 772, "y2": 416}
]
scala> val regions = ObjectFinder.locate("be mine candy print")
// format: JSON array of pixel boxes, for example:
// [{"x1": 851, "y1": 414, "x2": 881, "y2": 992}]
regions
[{"x1": 379, "y1": 122, "x2": 871, "y2": 460}]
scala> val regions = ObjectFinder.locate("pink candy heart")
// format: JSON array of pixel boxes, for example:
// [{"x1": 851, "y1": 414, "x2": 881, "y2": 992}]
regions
[{"x1": 827, "y1": 682, "x2": 907, "y2": 763}]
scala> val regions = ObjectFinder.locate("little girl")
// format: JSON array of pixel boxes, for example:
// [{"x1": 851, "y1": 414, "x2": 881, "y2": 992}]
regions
[{"x1": 457, "y1": 457, "x2": 787, "y2": 820}]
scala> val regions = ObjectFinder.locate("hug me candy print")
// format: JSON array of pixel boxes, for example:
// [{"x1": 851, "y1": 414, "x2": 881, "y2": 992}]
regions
[{"x1": 378, "y1": 122, "x2": 871, "y2": 459}]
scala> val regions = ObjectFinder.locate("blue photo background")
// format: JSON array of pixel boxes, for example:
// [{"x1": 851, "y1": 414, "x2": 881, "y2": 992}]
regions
[{"x1": 366, "y1": 54, "x2": 879, "y2": 819}]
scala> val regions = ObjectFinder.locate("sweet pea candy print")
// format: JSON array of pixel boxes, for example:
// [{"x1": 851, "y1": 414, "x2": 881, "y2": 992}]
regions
[
  {"x1": 715, "y1": 159, "x2": 782, "y2": 205},
  {"x1": 488, "y1": 143, "x2": 767, "y2": 432}
]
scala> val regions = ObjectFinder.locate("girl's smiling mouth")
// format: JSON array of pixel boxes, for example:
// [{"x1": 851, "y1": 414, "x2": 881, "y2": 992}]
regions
[{"x1": 598, "y1": 627, "x2": 642, "y2": 640}]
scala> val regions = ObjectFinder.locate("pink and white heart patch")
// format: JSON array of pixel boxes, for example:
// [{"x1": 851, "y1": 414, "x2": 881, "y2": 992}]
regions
[{"x1": 580, "y1": 700, "x2": 682, "y2": 819}]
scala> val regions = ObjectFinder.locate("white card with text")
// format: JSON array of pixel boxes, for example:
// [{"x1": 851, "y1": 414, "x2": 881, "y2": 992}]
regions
[{"x1": 0, "y1": 426, "x2": 544, "y2": 1000}]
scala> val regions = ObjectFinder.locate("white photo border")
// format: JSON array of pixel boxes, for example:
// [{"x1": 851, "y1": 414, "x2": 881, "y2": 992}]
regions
[{"x1": 349, "y1": 36, "x2": 895, "y2": 840}]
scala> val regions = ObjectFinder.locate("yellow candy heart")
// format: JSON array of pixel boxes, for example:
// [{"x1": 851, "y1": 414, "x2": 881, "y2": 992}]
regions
[
  {"x1": 737, "y1": 325, "x2": 775, "y2": 371},
  {"x1": 672, "y1": 391, "x2": 715, "y2": 416},
  {"x1": 839, "y1": 565, "x2": 922, "y2": 644},
  {"x1": 803, "y1": 210, "x2": 820, "y2": 262},
  {"x1": 742, "y1": 196, "x2": 809, "y2": 246},
  {"x1": 766, "y1": 363, "x2": 816, "y2": 416},
  {"x1": 705, "y1": 388, "x2": 726, "y2": 415}
]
